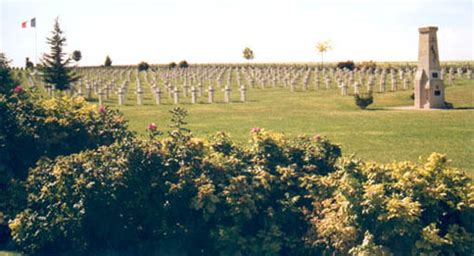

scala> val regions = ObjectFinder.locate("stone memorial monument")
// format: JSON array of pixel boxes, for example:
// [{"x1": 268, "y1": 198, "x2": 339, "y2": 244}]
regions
[{"x1": 414, "y1": 26, "x2": 445, "y2": 109}]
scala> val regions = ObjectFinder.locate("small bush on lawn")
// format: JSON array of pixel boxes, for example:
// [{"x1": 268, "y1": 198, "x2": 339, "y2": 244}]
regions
[
  {"x1": 337, "y1": 60, "x2": 356, "y2": 71},
  {"x1": 137, "y1": 61, "x2": 149, "y2": 71},
  {"x1": 178, "y1": 60, "x2": 189, "y2": 68},
  {"x1": 168, "y1": 62, "x2": 177, "y2": 69},
  {"x1": 355, "y1": 93, "x2": 374, "y2": 109}
]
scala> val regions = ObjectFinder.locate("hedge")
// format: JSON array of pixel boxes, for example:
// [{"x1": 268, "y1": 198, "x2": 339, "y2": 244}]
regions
[{"x1": 9, "y1": 124, "x2": 473, "y2": 255}]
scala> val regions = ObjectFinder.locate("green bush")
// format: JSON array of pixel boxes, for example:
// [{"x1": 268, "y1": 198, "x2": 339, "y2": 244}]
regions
[
  {"x1": 138, "y1": 61, "x2": 149, "y2": 72},
  {"x1": 9, "y1": 117, "x2": 473, "y2": 255},
  {"x1": 9, "y1": 127, "x2": 342, "y2": 254},
  {"x1": 168, "y1": 62, "x2": 177, "y2": 69},
  {"x1": 355, "y1": 93, "x2": 374, "y2": 109},
  {"x1": 337, "y1": 60, "x2": 356, "y2": 71},
  {"x1": 306, "y1": 154, "x2": 474, "y2": 255},
  {"x1": 0, "y1": 53, "x2": 18, "y2": 96},
  {"x1": 178, "y1": 60, "x2": 189, "y2": 68},
  {"x1": 0, "y1": 91, "x2": 131, "y2": 247}
]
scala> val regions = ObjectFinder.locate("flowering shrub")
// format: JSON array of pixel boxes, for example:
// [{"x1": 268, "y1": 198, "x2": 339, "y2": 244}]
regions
[
  {"x1": 9, "y1": 128, "x2": 342, "y2": 254},
  {"x1": 8, "y1": 118, "x2": 472, "y2": 255},
  {"x1": 305, "y1": 154, "x2": 474, "y2": 255},
  {"x1": 0, "y1": 91, "x2": 131, "y2": 247}
]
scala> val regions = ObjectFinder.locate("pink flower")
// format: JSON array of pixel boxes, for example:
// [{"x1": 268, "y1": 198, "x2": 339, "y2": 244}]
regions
[
  {"x1": 13, "y1": 86, "x2": 24, "y2": 94},
  {"x1": 98, "y1": 106, "x2": 106, "y2": 114},
  {"x1": 314, "y1": 134, "x2": 321, "y2": 141},
  {"x1": 148, "y1": 122, "x2": 157, "y2": 131},
  {"x1": 250, "y1": 127, "x2": 261, "y2": 133}
]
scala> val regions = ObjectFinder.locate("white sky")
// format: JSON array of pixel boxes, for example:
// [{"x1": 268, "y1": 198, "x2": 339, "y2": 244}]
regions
[{"x1": 1, "y1": 0, "x2": 473, "y2": 66}]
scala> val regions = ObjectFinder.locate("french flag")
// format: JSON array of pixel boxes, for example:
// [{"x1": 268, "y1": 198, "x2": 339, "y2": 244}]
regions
[{"x1": 22, "y1": 18, "x2": 36, "y2": 28}]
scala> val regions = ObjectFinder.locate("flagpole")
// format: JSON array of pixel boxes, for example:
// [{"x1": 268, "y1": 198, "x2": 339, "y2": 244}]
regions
[{"x1": 35, "y1": 24, "x2": 38, "y2": 64}]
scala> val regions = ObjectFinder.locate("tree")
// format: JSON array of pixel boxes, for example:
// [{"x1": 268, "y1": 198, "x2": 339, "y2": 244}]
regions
[
  {"x1": 72, "y1": 50, "x2": 82, "y2": 62},
  {"x1": 25, "y1": 57, "x2": 34, "y2": 69},
  {"x1": 178, "y1": 60, "x2": 189, "y2": 68},
  {"x1": 104, "y1": 55, "x2": 112, "y2": 67},
  {"x1": 40, "y1": 18, "x2": 79, "y2": 91},
  {"x1": 243, "y1": 47, "x2": 254, "y2": 61},
  {"x1": 0, "y1": 53, "x2": 18, "y2": 95},
  {"x1": 316, "y1": 40, "x2": 332, "y2": 67},
  {"x1": 168, "y1": 62, "x2": 177, "y2": 69},
  {"x1": 137, "y1": 61, "x2": 149, "y2": 71}
]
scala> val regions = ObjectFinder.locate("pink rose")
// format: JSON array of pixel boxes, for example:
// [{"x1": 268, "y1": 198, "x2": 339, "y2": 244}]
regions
[
  {"x1": 250, "y1": 127, "x2": 261, "y2": 133},
  {"x1": 98, "y1": 106, "x2": 106, "y2": 114},
  {"x1": 13, "y1": 86, "x2": 24, "y2": 94},
  {"x1": 314, "y1": 134, "x2": 321, "y2": 141},
  {"x1": 148, "y1": 122, "x2": 157, "y2": 131}
]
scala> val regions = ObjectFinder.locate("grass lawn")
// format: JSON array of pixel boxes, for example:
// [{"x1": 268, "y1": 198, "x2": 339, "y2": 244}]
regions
[
  {"x1": 17, "y1": 70, "x2": 474, "y2": 175},
  {"x1": 109, "y1": 78, "x2": 474, "y2": 176}
]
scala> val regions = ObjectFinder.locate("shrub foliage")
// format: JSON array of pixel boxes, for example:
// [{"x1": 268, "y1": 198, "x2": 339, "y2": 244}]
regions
[
  {"x1": 337, "y1": 60, "x2": 356, "y2": 71},
  {"x1": 0, "y1": 90, "x2": 130, "y2": 247},
  {"x1": 8, "y1": 112, "x2": 473, "y2": 255},
  {"x1": 138, "y1": 61, "x2": 150, "y2": 72},
  {"x1": 355, "y1": 93, "x2": 374, "y2": 109}
]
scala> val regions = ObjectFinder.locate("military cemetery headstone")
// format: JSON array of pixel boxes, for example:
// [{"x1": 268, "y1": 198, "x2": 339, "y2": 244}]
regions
[
  {"x1": 117, "y1": 87, "x2": 126, "y2": 105},
  {"x1": 173, "y1": 86, "x2": 180, "y2": 104},
  {"x1": 191, "y1": 86, "x2": 198, "y2": 104},
  {"x1": 208, "y1": 86, "x2": 215, "y2": 103},
  {"x1": 224, "y1": 85, "x2": 231, "y2": 103},
  {"x1": 136, "y1": 87, "x2": 144, "y2": 105},
  {"x1": 154, "y1": 87, "x2": 162, "y2": 105},
  {"x1": 240, "y1": 85, "x2": 247, "y2": 102}
]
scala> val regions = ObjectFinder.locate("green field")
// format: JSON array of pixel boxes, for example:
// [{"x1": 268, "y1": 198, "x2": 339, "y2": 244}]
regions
[
  {"x1": 102, "y1": 79, "x2": 473, "y2": 176},
  {"x1": 15, "y1": 68, "x2": 474, "y2": 175}
]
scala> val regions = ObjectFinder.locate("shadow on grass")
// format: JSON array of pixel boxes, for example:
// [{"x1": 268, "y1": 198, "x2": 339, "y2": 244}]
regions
[
  {"x1": 364, "y1": 108, "x2": 389, "y2": 111},
  {"x1": 452, "y1": 107, "x2": 474, "y2": 110}
]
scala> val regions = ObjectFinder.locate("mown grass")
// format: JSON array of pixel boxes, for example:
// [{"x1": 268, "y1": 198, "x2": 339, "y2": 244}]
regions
[
  {"x1": 16, "y1": 69, "x2": 474, "y2": 175},
  {"x1": 109, "y1": 78, "x2": 473, "y2": 176}
]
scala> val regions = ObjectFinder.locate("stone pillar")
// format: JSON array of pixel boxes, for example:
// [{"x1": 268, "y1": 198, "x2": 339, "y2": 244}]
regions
[
  {"x1": 208, "y1": 86, "x2": 215, "y2": 103},
  {"x1": 367, "y1": 78, "x2": 375, "y2": 93},
  {"x1": 224, "y1": 85, "x2": 231, "y2": 103},
  {"x1": 240, "y1": 85, "x2": 247, "y2": 102},
  {"x1": 380, "y1": 75, "x2": 386, "y2": 92},
  {"x1": 391, "y1": 73, "x2": 397, "y2": 91},
  {"x1": 414, "y1": 26, "x2": 445, "y2": 109},
  {"x1": 325, "y1": 77, "x2": 331, "y2": 89},
  {"x1": 314, "y1": 76, "x2": 320, "y2": 90},
  {"x1": 303, "y1": 80, "x2": 308, "y2": 91},
  {"x1": 117, "y1": 87, "x2": 126, "y2": 105},
  {"x1": 403, "y1": 77, "x2": 409, "y2": 90},
  {"x1": 341, "y1": 83, "x2": 348, "y2": 96},
  {"x1": 136, "y1": 87, "x2": 144, "y2": 105},
  {"x1": 173, "y1": 86, "x2": 180, "y2": 104},
  {"x1": 448, "y1": 68, "x2": 454, "y2": 86},
  {"x1": 191, "y1": 86, "x2": 198, "y2": 104},
  {"x1": 354, "y1": 82, "x2": 361, "y2": 95},
  {"x1": 104, "y1": 85, "x2": 110, "y2": 99},
  {"x1": 154, "y1": 87, "x2": 162, "y2": 105}
]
